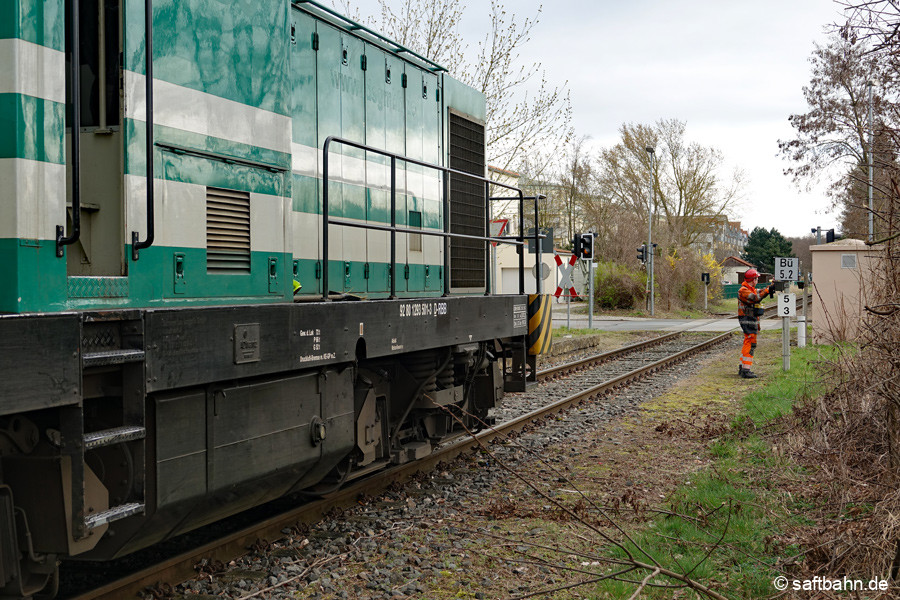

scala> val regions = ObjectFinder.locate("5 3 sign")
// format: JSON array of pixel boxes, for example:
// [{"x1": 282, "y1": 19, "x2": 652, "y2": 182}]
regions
[{"x1": 779, "y1": 293, "x2": 796, "y2": 317}]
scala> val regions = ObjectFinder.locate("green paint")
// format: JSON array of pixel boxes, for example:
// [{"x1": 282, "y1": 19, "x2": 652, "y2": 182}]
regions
[
  {"x1": 141, "y1": 145, "x2": 287, "y2": 197},
  {"x1": 0, "y1": 238, "x2": 68, "y2": 313},
  {"x1": 127, "y1": 0, "x2": 290, "y2": 116},
  {"x1": 291, "y1": 258, "x2": 443, "y2": 298},
  {"x1": 0, "y1": 0, "x2": 65, "y2": 51},
  {"x1": 290, "y1": 8, "x2": 317, "y2": 147},
  {"x1": 292, "y1": 174, "x2": 445, "y2": 233},
  {"x1": 125, "y1": 119, "x2": 291, "y2": 178},
  {"x1": 292, "y1": 174, "x2": 319, "y2": 214},
  {"x1": 441, "y1": 76, "x2": 486, "y2": 123},
  {"x1": 0, "y1": 94, "x2": 65, "y2": 164}
]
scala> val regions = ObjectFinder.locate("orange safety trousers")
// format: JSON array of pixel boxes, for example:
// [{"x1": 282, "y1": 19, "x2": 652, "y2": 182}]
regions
[{"x1": 741, "y1": 333, "x2": 757, "y2": 370}]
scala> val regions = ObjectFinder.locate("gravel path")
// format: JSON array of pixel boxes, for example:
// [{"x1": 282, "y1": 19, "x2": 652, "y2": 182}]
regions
[{"x1": 165, "y1": 335, "x2": 738, "y2": 600}]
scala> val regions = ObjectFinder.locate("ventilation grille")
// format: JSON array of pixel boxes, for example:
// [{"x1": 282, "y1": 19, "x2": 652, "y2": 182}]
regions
[
  {"x1": 207, "y1": 187, "x2": 251, "y2": 272},
  {"x1": 841, "y1": 253, "x2": 857, "y2": 269},
  {"x1": 449, "y1": 112, "x2": 486, "y2": 289}
]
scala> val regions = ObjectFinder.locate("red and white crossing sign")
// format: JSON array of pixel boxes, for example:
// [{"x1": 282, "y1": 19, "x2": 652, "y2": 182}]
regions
[
  {"x1": 554, "y1": 253, "x2": 579, "y2": 298},
  {"x1": 489, "y1": 219, "x2": 508, "y2": 247}
]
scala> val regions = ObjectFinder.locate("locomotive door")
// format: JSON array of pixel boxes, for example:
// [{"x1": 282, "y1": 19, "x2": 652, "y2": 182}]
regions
[
  {"x1": 317, "y1": 25, "x2": 369, "y2": 295},
  {"x1": 404, "y1": 67, "x2": 425, "y2": 294},
  {"x1": 65, "y1": 0, "x2": 126, "y2": 277},
  {"x1": 339, "y1": 33, "x2": 366, "y2": 296},
  {"x1": 422, "y1": 71, "x2": 442, "y2": 294},
  {"x1": 363, "y1": 45, "x2": 389, "y2": 295},
  {"x1": 290, "y1": 8, "x2": 322, "y2": 295}
]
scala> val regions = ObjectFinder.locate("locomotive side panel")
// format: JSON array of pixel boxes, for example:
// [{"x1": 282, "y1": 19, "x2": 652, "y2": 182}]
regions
[
  {"x1": 0, "y1": 0, "x2": 68, "y2": 313},
  {"x1": 119, "y1": 0, "x2": 294, "y2": 307},
  {"x1": 289, "y1": 4, "x2": 450, "y2": 300}
]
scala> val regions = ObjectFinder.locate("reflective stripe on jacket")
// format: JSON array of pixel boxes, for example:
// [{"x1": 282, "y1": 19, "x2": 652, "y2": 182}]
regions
[{"x1": 738, "y1": 281, "x2": 763, "y2": 334}]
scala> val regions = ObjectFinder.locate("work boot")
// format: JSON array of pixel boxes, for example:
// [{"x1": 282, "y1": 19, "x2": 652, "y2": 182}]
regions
[{"x1": 739, "y1": 368, "x2": 758, "y2": 379}]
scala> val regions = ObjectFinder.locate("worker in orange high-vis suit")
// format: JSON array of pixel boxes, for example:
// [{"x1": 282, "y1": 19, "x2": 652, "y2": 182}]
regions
[{"x1": 737, "y1": 269, "x2": 776, "y2": 379}]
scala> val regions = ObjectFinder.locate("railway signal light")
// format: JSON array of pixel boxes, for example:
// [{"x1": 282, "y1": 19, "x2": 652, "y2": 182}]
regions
[
  {"x1": 572, "y1": 234, "x2": 582, "y2": 258},
  {"x1": 575, "y1": 233, "x2": 594, "y2": 259},
  {"x1": 637, "y1": 244, "x2": 646, "y2": 264}
]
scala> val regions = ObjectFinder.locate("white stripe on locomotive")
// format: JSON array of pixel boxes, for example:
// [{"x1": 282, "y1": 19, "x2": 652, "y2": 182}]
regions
[
  {"x1": 0, "y1": 158, "x2": 66, "y2": 240},
  {"x1": 124, "y1": 71, "x2": 291, "y2": 154},
  {"x1": 0, "y1": 39, "x2": 66, "y2": 103}
]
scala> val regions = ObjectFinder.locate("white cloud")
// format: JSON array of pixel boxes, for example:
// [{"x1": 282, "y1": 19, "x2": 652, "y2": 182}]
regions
[{"x1": 342, "y1": 0, "x2": 846, "y2": 235}]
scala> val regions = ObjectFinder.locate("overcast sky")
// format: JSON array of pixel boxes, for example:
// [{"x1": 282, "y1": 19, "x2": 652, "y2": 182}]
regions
[{"x1": 344, "y1": 0, "x2": 845, "y2": 237}]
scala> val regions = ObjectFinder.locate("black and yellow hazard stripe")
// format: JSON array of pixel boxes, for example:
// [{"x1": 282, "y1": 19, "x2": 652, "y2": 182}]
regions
[{"x1": 527, "y1": 294, "x2": 553, "y2": 355}]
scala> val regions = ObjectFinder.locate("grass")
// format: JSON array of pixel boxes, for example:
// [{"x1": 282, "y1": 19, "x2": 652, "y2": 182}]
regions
[{"x1": 591, "y1": 340, "x2": 830, "y2": 598}]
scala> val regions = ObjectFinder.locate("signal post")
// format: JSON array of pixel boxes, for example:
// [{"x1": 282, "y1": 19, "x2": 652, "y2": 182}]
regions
[{"x1": 775, "y1": 257, "x2": 799, "y2": 371}]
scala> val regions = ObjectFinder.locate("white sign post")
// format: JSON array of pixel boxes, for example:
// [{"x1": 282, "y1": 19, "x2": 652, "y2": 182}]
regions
[{"x1": 775, "y1": 257, "x2": 799, "y2": 371}]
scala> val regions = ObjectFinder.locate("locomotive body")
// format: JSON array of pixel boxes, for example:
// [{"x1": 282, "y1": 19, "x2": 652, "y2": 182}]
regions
[{"x1": 0, "y1": 1, "x2": 548, "y2": 597}]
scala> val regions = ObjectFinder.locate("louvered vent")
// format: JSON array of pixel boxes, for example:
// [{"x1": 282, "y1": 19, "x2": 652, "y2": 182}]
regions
[
  {"x1": 448, "y1": 111, "x2": 486, "y2": 290},
  {"x1": 207, "y1": 187, "x2": 251, "y2": 272},
  {"x1": 841, "y1": 253, "x2": 857, "y2": 269}
]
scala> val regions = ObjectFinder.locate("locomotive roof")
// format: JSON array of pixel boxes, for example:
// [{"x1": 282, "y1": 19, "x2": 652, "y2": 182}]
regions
[{"x1": 291, "y1": 0, "x2": 448, "y2": 75}]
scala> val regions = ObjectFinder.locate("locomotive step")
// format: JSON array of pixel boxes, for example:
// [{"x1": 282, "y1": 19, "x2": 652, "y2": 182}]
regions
[
  {"x1": 83, "y1": 426, "x2": 147, "y2": 450},
  {"x1": 84, "y1": 502, "x2": 145, "y2": 530},
  {"x1": 82, "y1": 348, "x2": 146, "y2": 368}
]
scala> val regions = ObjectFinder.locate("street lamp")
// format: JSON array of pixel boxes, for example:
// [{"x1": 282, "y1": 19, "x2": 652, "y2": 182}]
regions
[{"x1": 645, "y1": 146, "x2": 655, "y2": 316}]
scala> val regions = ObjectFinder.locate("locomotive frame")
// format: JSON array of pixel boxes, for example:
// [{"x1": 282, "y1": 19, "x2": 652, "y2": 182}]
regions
[{"x1": 0, "y1": 0, "x2": 551, "y2": 597}]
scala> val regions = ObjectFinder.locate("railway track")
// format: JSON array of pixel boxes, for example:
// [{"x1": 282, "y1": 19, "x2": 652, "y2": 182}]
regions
[
  {"x1": 536, "y1": 331, "x2": 683, "y2": 380},
  {"x1": 64, "y1": 331, "x2": 732, "y2": 600}
]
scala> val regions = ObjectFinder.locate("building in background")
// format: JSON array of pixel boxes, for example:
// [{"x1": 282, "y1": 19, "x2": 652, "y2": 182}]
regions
[
  {"x1": 690, "y1": 215, "x2": 749, "y2": 259},
  {"x1": 720, "y1": 255, "x2": 757, "y2": 285},
  {"x1": 810, "y1": 239, "x2": 882, "y2": 343}
]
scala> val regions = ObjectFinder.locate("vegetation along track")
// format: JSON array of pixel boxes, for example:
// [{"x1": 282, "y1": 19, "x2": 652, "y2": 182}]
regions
[{"x1": 63, "y1": 331, "x2": 732, "y2": 600}]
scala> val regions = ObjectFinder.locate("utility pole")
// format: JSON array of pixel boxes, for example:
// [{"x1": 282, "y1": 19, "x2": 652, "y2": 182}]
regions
[
  {"x1": 868, "y1": 79, "x2": 875, "y2": 243},
  {"x1": 645, "y1": 146, "x2": 655, "y2": 316}
]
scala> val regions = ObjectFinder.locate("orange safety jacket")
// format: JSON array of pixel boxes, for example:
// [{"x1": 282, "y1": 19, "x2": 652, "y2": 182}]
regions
[{"x1": 738, "y1": 280, "x2": 769, "y2": 334}]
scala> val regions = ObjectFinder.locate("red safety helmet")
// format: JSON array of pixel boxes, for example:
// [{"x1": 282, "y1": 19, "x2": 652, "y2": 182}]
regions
[{"x1": 744, "y1": 268, "x2": 759, "y2": 280}]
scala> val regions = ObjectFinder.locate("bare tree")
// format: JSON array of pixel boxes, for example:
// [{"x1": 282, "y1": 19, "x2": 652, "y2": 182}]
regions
[
  {"x1": 777, "y1": 34, "x2": 895, "y2": 238},
  {"x1": 594, "y1": 119, "x2": 741, "y2": 248},
  {"x1": 333, "y1": 0, "x2": 572, "y2": 175},
  {"x1": 556, "y1": 136, "x2": 595, "y2": 244}
]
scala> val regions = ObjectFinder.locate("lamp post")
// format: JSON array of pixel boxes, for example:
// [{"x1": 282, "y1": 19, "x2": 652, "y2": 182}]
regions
[{"x1": 645, "y1": 146, "x2": 655, "y2": 316}]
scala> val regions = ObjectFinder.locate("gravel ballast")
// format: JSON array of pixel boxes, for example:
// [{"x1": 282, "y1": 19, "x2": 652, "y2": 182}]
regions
[{"x1": 164, "y1": 335, "x2": 739, "y2": 600}]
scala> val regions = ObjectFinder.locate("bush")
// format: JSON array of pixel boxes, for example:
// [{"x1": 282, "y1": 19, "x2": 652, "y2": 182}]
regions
[{"x1": 593, "y1": 261, "x2": 646, "y2": 309}]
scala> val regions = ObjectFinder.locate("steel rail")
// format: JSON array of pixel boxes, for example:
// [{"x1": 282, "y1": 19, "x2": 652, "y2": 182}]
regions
[
  {"x1": 69, "y1": 331, "x2": 733, "y2": 600},
  {"x1": 536, "y1": 330, "x2": 684, "y2": 381}
]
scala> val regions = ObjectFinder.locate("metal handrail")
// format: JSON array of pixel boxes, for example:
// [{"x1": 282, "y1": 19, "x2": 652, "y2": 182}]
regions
[
  {"x1": 131, "y1": 0, "x2": 155, "y2": 261},
  {"x1": 321, "y1": 136, "x2": 543, "y2": 300},
  {"x1": 57, "y1": 0, "x2": 82, "y2": 257}
]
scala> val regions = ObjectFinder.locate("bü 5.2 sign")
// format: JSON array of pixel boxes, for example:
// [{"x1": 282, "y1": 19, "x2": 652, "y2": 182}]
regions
[{"x1": 775, "y1": 257, "x2": 799, "y2": 282}]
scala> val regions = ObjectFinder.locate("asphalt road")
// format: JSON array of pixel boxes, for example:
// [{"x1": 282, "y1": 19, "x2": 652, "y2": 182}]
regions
[{"x1": 551, "y1": 304, "x2": 787, "y2": 332}]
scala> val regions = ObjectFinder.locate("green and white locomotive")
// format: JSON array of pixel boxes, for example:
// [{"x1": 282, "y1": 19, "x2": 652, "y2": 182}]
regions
[{"x1": 0, "y1": 0, "x2": 550, "y2": 597}]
